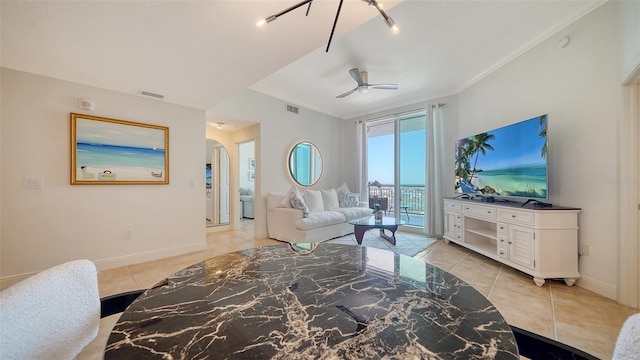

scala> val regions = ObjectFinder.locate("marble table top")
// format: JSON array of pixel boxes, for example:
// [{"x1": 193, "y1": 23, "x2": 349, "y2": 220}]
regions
[{"x1": 105, "y1": 243, "x2": 518, "y2": 359}]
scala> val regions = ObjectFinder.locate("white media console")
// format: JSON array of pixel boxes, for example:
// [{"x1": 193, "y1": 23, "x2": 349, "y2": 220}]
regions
[{"x1": 443, "y1": 197, "x2": 581, "y2": 286}]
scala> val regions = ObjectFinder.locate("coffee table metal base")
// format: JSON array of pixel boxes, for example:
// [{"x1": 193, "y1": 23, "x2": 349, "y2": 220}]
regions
[{"x1": 354, "y1": 224, "x2": 398, "y2": 245}]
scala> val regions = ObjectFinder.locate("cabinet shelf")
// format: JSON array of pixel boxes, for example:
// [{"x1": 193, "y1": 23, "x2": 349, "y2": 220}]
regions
[
  {"x1": 466, "y1": 241, "x2": 497, "y2": 258},
  {"x1": 465, "y1": 228, "x2": 497, "y2": 240}
]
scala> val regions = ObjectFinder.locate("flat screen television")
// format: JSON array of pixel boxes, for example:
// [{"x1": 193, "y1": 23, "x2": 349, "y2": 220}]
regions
[{"x1": 454, "y1": 114, "x2": 548, "y2": 199}]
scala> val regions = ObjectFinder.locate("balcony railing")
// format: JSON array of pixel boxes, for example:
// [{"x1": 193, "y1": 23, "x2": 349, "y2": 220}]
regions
[{"x1": 368, "y1": 184, "x2": 425, "y2": 215}]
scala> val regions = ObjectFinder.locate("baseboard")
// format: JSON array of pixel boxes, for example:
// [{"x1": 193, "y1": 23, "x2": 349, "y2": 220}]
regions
[
  {"x1": 0, "y1": 242, "x2": 208, "y2": 290},
  {"x1": 94, "y1": 242, "x2": 207, "y2": 271},
  {"x1": 398, "y1": 226, "x2": 425, "y2": 235},
  {"x1": 576, "y1": 275, "x2": 617, "y2": 301},
  {"x1": 255, "y1": 230, "x2": 268, "y2": 239},
  {"x1": 0, "y1": 273, "x2": 34, "y2": 290},
  {"x1": 206, "y1": 224, "x2": 231, "y2": 233}
]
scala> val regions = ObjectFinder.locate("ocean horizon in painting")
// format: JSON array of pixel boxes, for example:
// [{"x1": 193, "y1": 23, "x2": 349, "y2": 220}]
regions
[{"x1": 76, "y1": 143, "x2": 165, "y2": 181}]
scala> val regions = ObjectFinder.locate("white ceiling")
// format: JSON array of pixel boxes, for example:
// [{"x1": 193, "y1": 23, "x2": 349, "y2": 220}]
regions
[{"x1": 1, "y1": 0, "x2": 605, "y2": 126}]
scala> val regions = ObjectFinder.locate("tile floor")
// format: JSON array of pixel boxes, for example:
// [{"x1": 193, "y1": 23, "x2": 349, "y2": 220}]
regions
[{"x1": 78, "y1": 220, "x2": 637, "y2": 359}]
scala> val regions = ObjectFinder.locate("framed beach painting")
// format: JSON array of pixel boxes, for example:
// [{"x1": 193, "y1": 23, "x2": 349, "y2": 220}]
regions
[{"x1": 71, "y1": 113, "x2": 169, "y2": 185}]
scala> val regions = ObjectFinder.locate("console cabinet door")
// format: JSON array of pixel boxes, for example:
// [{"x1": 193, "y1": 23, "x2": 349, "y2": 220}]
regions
[
  {"x1": 444, "y1": 212, "x2": 463, "y2": 242},
  {"x1": 508, "y1": 225, "x2": 535, "y2": 270},
  {"x1": 444, "y1": 211, "x2": 456, "y2": 240}
]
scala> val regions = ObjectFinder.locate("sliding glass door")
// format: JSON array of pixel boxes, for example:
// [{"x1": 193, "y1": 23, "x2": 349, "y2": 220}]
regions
[{"x1": 366, "y1": 113, "x2": 426, "y2": 227}]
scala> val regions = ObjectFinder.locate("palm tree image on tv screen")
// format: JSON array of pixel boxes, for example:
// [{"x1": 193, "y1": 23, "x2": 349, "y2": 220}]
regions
[{"x1": 455, "y1": 114, "x2": 548, "y2": 199}]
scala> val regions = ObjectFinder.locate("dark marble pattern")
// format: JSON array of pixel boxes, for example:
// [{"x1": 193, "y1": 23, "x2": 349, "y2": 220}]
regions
[{"x1": 105, "y1": 243, "x2": 518, "y2": 359}]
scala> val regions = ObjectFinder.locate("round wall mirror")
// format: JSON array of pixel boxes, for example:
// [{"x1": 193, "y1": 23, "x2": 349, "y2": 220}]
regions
[{"x1": 288, "y1": 141, "x2": 322, "y2": 187}]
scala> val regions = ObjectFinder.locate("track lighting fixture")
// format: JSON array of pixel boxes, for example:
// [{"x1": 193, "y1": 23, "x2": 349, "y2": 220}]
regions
[{"x1": 257, "y1": 0, "x2": 398, "y2": 52}]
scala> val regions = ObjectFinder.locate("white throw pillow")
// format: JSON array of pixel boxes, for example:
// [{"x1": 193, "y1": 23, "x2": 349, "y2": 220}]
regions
[
  {"x1": 321, "y1": 188, "x2": 340, "y2": 210},
  {"x1": 289, "y1": 191, "x2": 310, "y2": 218},
  {"x1": 336, "y1": 182, "x2": 350, "y2": 195},
  {"x1": 339, "y1": 190, "x2": 360, "y2": 208},
  {"x1": 280, "y1": 186, "x2": 299, "y2": 208},
  {"x1": 304, "y1": 189, "x2": 324, "y2": 213}
]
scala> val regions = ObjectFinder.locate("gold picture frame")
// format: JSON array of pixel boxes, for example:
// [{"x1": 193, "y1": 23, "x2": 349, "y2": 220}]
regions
[{"x1": 71, "y1": 113, "x2": 169, "y2": 185}]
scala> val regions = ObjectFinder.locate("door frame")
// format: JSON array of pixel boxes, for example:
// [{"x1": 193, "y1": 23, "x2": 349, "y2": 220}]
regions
[{"x1": 618, "y1": 62, "x2": 640, "y2": 307}]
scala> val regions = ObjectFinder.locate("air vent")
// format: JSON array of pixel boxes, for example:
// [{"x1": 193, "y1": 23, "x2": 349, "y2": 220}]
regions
[
  {"x1": 286, "y1": 104, "x2": 299, "y2": 114},
  {"x1": 138, "y1": 90, "x2": 165, "y2": 99}
]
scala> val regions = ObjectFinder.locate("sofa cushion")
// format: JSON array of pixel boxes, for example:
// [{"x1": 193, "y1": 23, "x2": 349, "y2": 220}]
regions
[
  {"x1": 335, "y1": 207, "x2": 373, "y2": 221},
  {"x1": 321, "y1": 188, "x2": 340, "y2": 210},
  {"x1": 267, "y1": 193, "x2": 284, "y2": 209},
  {"x1": 337, "y1": 182, "x2": 350, "y2": 194},
  {"x1": 304, "y1": 189, "x2": 324, "y2": 213},
  {"x1": 296, "y1": 211, "x2": 346, "y2": 231},
  {"x1": 338, "y1": 190, "x2": 359, "y2": 208},
  {"x1": 289, "y1": 191, "x2": 310, "y2": 218},
  {"x1": 280, "y1": 186, "x2": 301, "y2": 208},
  {"x1": 239, "y1": 195, "x2": 253, "y2": 203}
]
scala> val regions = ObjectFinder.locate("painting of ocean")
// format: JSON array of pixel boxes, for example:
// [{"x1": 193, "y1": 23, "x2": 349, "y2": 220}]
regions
[
  {"x1": 72, "y1": 114, "x2": 168, "y2": 183},
  {"x1": 76, "y1": 143, "x2": 165, "y2": 181}
]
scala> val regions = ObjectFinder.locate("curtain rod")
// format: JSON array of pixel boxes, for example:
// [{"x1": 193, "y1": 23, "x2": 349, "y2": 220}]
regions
[
  {"x1": 363, "y1": 108, "x2": 427, "y2": 124},
  {"x1": 353, "y1": 103, "x2": 446, "y2": 124}
]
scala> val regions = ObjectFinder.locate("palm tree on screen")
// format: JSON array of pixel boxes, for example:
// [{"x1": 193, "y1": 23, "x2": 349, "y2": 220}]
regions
[
  {"x1": 455, "y1": 138, "x2": 472, "y2": 180},
  {"x1": 538, "y1": 114, "x2": 548, "y2": 159},
  {"x1": 468, "y1": 132, "x2": 495, "y2": 182}
]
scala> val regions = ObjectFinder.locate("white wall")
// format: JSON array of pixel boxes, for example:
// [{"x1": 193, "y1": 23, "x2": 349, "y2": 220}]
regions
[
  {"x1": 619, "y1": 0, "x2": 640, "y2": 81},
  {"x1": 459, "y1": 2, "x2": 626, "y2": 298},
  {"x1": 1, "y1": 68, "x2": 207, "y2": 287},
  {"x1": 208, "y1": 90, "x2": 346, "y2": 238},
  {"x1": 340, "y1": 1, "x2": 637, "y2": 300}
]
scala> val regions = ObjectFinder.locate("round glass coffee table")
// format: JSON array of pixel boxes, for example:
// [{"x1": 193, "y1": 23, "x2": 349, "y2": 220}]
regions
[{"x1": 348, "y1": 216, "x2": 406, "y2": 245}]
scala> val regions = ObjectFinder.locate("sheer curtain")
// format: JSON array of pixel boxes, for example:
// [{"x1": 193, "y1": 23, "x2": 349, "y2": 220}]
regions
[
  {"x1": 356, "y1": 120, "x2": 368, "y2": 200},
  {"x1": 424, "y1": 104, "x2": 446, "y2": 237}
]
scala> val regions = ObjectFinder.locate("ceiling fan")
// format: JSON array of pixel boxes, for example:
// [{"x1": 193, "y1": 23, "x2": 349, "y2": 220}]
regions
[{"x1": 336, "y1": 68, "x2": 398, "y2": 98}]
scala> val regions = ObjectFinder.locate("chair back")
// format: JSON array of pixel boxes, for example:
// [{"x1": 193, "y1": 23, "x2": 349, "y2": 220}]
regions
[
  {"x1": 613, "y1": 313, "x2": 640, "y2": 359},
  {"x1": 0, "y1": 259, "x2": 100, "y2": 359},
  {"x1": 369, "y1": 197, "x2": 389, "y2": 211}
]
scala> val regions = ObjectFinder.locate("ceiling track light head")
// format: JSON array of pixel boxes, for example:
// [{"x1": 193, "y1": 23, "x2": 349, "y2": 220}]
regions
[
  {"x1": 258, "y1": 0, "x2": 398, "y2": 51},
  {"x1": 256, "y1": 14, "x2": 277, "y2": 27}
]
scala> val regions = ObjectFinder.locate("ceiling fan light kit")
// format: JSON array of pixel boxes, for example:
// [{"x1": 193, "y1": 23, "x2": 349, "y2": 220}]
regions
[{"x1": 257, "y1": 0, "x2": 398, "y2": 52}]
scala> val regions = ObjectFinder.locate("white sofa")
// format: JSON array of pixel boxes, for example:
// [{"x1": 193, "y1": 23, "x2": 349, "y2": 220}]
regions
[
  {"x1": 239, "y1": 187, "x2": 254, "y2": 219},
  {"x1": 266, "y1": 187, "x2": 372, "y2": 243}
]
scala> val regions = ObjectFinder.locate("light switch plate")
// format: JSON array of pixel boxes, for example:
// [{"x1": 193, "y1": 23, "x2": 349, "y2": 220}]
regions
[{"x1": 25, "y1": 177, "x2": 44, "y2": 190}]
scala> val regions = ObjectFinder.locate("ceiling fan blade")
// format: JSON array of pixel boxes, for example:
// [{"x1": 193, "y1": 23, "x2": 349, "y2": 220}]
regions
[
  {"x1": 336, "y1": 87, "x2": 358, "y2": 98},
  {"x1": 348, "y1": 68, "x2": 364, "y2": 86},
  {"x1": 368, "y1": 84, "x2": 398, "y2": 90}
]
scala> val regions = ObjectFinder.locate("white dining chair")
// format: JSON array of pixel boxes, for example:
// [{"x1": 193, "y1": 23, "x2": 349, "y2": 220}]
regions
[
  {"x1": 613, "y1": 312, "x2": 640, "y2": 360},
  {"x1": 0, "y1": 259, "x2": 100, "y2": 360}
]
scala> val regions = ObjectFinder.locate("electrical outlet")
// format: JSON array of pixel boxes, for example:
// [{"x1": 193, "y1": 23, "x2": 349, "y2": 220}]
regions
[
  {"x1": 124, "y1": 229, "x2": 134, "y2": 240},
  {"x1": 582, "y1": 244, "x2": 590, "y2": 256}
]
